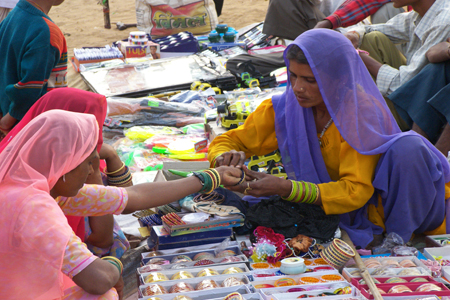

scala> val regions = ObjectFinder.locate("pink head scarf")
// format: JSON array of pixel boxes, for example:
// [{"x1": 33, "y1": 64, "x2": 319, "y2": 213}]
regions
[
  {"x1": 0, "y1": 88, "x2": 108, "y2": 241},
  {"x1": 0, "y1": 110, "x2": 99, "y2": 299}
]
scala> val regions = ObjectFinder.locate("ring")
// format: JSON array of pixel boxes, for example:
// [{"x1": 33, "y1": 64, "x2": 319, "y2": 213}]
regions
[{"x1": 244, "y1": 182, "x2": 252, "y2": 195}]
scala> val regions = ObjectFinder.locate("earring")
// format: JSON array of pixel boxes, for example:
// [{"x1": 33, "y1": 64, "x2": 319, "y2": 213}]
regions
[{"x1": 63, "y1": 174, "x2": 66, "y2": 182}]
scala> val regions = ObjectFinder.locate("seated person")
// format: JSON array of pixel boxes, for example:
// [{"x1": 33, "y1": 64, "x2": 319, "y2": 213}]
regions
[
  {"x1": 342, "y1": 0, "x2": 450, "y2": 128},
  {"x1": 0, "y1": 110, "x2": 243, "y2": 299},
  {"x1": 388, "y1": 38, "x2": 450, "y2": 157},
  {"x1": 209, "y1": 29, "x2": 450, "y2": 249},
  {"x1": 0, "y1": 88, "x2": 131, "y2": 258},
  {"x1": 315, "y1": 0, "x2": 405, "y2": 29}
]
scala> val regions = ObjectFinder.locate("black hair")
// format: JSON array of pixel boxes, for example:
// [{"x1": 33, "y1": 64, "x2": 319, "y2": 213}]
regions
[{"x1": 286, "y1": 44, "x2": 309, "y2": 65}]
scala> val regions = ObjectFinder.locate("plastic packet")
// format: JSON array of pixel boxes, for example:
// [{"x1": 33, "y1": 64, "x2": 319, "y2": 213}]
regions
[
  {"x1": 222, "y1": 276, "x2": 245, "y2": 287},
  {"x1": 142, "y1": 284, "x2": 168, "y2": 296},
  {"x1": 197, "y1": 268, "x2": 220, "y2": 277},
  {"x1": 181, "y1": 212, "x2": 214, "y2": 224},
  {"x1": 170, "y1": 282, "x2": 195, "y2": 293},
  {"x1": 171, "y1": 271, "x2": 194, "y2": 280},
  {"x1": 213, "y1": 238, "x2": 233, "y2": 257},
  {"x1": 373, "y1": 232, "x2": 404, "y2": 255},
  {"x1": 195, "y1": 279, "x2": 219, "y2": 291},
  {"x1": 144, "y1": 272, "x2": 169, "y2": 283},
  {"x1": 370, "y1": 266, "x2": 396, "y2": 276},
  {"x1": 392, "y1": 245, "x2": 418, "y2": 257}
]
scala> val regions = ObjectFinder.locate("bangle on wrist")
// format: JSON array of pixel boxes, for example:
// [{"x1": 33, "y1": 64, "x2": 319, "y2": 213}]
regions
[
  {"x1": 105, "y1": 162, "x2": 125, "y2": 175},
  {"x1": 102, "y1": 256, "x2": 123, "y2": 274}
]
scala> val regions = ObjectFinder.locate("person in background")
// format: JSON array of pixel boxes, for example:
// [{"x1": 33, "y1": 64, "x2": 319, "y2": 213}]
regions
[
  {"x1": 0, "y1": 88, "x2": 131, "y2": 259},
  {"x1": 0, "y1": 0, "x2": 18, "y2": 22},
  {"x1": 315, "y1": 0, "x2": 405, "y2": 29},
  {"x1": 341, "y1": 0, "x2": 450, "y2": 130},
  {"x1": 0, "y1": 0, "x2": 68, "y2": 135},
  {"x1": 263, "y1": 0, "x2": 326, "y2": 41},
  {"x1": 387, "y1": 38, "x2": 450, "y2": 157},
  {"x1": 210, "y1": 29, "x2": 450, "y2": 249},
  {"x1": 0, "y1": 110, "x2": 243, "y2": 299}
]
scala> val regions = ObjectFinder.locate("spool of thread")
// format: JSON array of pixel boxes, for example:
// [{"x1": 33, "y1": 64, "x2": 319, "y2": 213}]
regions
[
  {"x1": 320, "y1": 238, "x2": 355, "y2": 269},
  {"x1": 129, "y1": 31, "x2": 147, "y2": 39}
]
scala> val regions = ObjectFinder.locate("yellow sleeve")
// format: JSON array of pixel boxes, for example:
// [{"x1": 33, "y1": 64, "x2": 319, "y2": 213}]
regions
[
  {"x1": 319, "y1": 125, "x2": 380, "y2": 215},
  {"x1": 208, "y1": 99, "x2": 279, "y2": 166}
]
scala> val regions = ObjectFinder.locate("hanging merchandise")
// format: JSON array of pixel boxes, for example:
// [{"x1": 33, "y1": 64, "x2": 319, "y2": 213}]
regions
[{"x1": 135, "y1": 0, "x2": 218, "y2": 38}]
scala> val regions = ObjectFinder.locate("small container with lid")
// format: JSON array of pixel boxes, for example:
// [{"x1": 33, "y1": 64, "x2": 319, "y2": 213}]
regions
[{"x1": 280, "y1": 257, "x2": 307, "y2": 275}]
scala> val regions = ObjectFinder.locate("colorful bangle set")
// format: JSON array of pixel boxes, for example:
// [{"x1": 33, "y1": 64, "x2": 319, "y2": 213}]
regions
[
  {"x1": 107, "y1": 165, "x2": 132, "y2": 187},
  {"x1": 161, "y1": 212, "x2": 186, "y2": 226},
  {"x1": 194, "y1": 168, "x2": 221, "y2": 194},
  {"x1": 101, "y1": 256, "x2": 123, "y2": 274},
  {"x1": 282, "y1": 180, "x2": 319, "y2": 204}
]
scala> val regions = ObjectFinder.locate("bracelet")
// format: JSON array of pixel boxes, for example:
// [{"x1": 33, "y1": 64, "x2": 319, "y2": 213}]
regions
[
  {"x1": 212, "y1": 154, "x2": 222, "y2": 168},
  {"x1": 102, "y1": 256, "x2": 123, "y2": 274},
  {"x1": 233, "y1": 168, "x2": 245, "y2": 186},
  {"x1": 105, "y1": 162, "x2": 126, "y2": 175},
  {"x1": 282, "y1": 180, "x2": 319, "y2": 204},
  {"x1": 208, "y1": 168, "x2": 221, "y2": 187}
]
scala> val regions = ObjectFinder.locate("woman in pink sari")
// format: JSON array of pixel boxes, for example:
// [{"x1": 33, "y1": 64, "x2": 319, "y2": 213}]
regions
[{"x1": 0, "y1": 110, "x2": 242, "y2": 299}]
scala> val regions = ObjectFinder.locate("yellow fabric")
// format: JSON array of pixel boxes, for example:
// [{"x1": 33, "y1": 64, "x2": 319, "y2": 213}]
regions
[
  {"x1": 318, "y1": 123, "x2": 381, "y2": 215},
  {"x1": 208, "y1": 98, "x2": 450, "y2": 235},
  {"x1": 209, "y1": 99, "x2": 380, "y2": 216},
  {"x1": 208, "y1": 99, "x2": 278, "y2": 164}
]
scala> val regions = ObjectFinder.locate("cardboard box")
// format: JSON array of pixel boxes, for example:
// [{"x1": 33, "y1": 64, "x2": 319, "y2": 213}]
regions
[
  {"x1": 119, "y1": 40, "x2": 160, "y2": 59},
  {"x1": 138, "y1": 262, "x2": 251, "y2": 286},
  {"x1": 425, "y1": 234, "x2": 450, "y2": 247},
  {"x1": 138, "y1": 285, "x2": 253, "y2": 300},
  {"x1": 147, "y1": 225, "x2": 233, "y2": 251},
  {"x1": 141, "y1": 241, "x2": 239, "y2": 259},
  {"x1": 205, "y1": 121, "x2": 228, "y2": 143}
]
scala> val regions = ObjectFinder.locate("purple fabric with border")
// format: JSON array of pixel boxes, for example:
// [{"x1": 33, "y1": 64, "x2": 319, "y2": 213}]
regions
[{"x1": 272, "y1": 29, "x2": 450, "y2": 247}]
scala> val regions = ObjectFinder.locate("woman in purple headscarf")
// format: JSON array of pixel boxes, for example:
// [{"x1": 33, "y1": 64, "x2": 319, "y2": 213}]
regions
[{"x1": 208, "y1": 29, "x2": 450, "y2": 248}]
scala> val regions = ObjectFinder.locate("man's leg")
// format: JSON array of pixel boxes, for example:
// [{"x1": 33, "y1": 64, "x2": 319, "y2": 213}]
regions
[
  {"x1": 360, "y1": 32, "x2": 409, "y2": 130},
  {"x1": 389, "y1": 62, "x2": 450, "y2": 143}
]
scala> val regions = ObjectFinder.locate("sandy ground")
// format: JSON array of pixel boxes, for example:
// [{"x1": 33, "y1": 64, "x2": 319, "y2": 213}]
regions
[{"x1": 49, "y1": 0, "x2": 269, "y2": 57}]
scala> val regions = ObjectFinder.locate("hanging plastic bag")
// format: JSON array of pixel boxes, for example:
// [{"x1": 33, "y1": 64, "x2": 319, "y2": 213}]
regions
[{"x1": 136, "y1": 0, "x2": 219, "y2": 37}]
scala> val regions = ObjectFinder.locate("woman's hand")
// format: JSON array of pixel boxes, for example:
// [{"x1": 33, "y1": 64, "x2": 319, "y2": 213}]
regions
[
  {"x1": 214, "y1": 150, "x2": 246, "y2": 168},
  {"x1": 229, "y1": 166, "x2": 292, "y2": 197},
  {"x1": 214, "y1": 166, "x2": 244, "y2": 187}
]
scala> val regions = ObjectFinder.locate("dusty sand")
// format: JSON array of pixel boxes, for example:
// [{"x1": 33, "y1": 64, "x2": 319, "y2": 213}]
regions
[{"x1": 49, "y1": 0, "x2": 269, "y2": 57}]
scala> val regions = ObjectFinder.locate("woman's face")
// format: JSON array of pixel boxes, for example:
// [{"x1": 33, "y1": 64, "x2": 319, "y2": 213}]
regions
[
  {"x1": 289, "y1": 60, "x2": 324, "y2": 108},
  {"x1": 50, "y1": 150, "x2": 98, "y2": 198}
]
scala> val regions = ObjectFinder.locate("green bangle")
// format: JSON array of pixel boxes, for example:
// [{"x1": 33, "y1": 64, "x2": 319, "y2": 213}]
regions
[{"x1": 104, "y1": 259, "x2": 121, "y2": 274}]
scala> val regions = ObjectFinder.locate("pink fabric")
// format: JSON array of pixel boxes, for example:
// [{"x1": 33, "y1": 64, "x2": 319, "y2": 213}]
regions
[
  {"x1": 0, "y1": 110, "x2": 99, "y2": 300},
  {"x1": 0, "y1": 87, "x2": 108, "y2": 242}
]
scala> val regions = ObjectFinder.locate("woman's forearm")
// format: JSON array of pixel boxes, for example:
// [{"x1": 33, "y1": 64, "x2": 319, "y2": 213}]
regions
[{"x1": 122, "y1": 176, "x2": 203, "y2": 213}]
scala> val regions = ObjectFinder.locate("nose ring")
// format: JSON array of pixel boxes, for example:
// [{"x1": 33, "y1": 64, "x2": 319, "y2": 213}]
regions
[{"x1": 299, "y1": 87, "x2": 305, "y2": 92}]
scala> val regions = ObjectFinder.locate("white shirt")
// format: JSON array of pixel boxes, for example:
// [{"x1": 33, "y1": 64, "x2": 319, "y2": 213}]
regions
[
  {"x1": 352, "y1": 0, "x2": 450, "y2": 96},
  {"x1": 0, "y1": 0, "x2": 19, "y2": 9}
]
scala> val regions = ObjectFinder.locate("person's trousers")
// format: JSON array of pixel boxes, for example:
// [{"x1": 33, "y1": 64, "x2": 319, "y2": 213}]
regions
[
  {"x1": 373, "y1": 135, "x2": 447, "y2": 243},
  {"x1": 389, "y1": 61, "x2": 450, "y2": 143},
  {"x1": 360, "y1": 31, "x2": 409, "y2": 131},
  {"x1": 263, "y1": 0, "x2": 325, "y2": 40}
]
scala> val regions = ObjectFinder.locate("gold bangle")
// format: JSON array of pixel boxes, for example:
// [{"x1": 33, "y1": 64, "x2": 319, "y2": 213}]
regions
[
  {"x1": 105, "y1": 162, "x2": 125, "y2": 175},
  {"x1": 212, "y1": 154, "x2": 222, "y2": 168}
]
